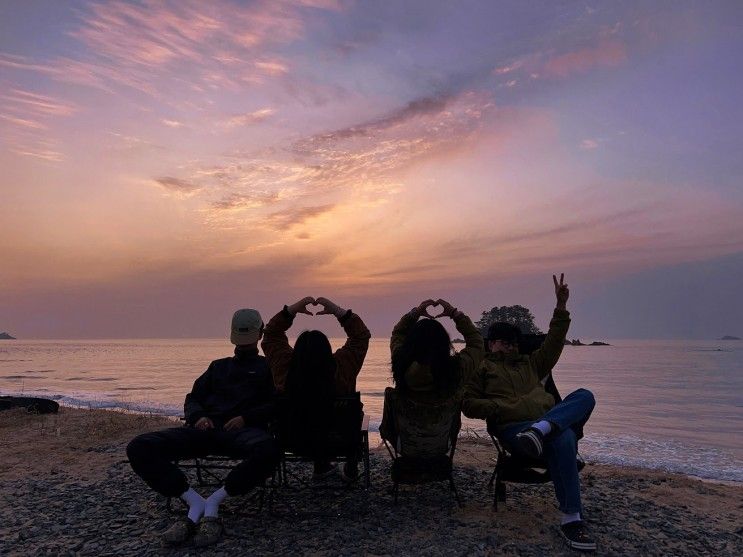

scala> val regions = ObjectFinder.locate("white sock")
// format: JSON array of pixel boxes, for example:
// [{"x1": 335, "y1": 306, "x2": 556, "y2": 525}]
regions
[
  {"x1": 180, "y1": 488, "x2": 205, "y2": 523},
  {"x1": 204, "y1": 486, "x2": 229, "y2": 518},
  {"x1": 561, "y1": 512, "x2": 581, "y2": 525},
  {"x1": 533, "y1": 420, "x2": 553, "y2": 436}
]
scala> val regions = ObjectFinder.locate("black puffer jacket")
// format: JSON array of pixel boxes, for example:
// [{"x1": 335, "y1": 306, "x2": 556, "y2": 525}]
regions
[{"x1": 184, "y1": 347, "x2": 274, "y2": 429}]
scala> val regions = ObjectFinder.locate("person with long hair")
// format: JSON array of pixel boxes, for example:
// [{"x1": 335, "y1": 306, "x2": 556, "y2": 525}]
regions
[
  {"x1": 262, "y1": 296, "x2": 370, "y2": 480},
  {"x1": 380, "y1": 299, "x2": 483, "y2": 450}
]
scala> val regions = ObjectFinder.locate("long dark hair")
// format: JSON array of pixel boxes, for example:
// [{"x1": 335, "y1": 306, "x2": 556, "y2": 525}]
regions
[
  {"x1": 391, "y1": 318, "x2": 460, "y2": 397},
  {"x1": 286, "y1": 330, "x2": 337, "y2": 418}
]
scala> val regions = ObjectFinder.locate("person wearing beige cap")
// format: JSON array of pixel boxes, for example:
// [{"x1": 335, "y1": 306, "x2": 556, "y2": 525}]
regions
[{"x1": 127, "y1": 308, "x2": 280, "y2": 547}]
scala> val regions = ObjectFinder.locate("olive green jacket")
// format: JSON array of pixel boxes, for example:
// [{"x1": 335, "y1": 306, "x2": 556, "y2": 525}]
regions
[
  {"x1": 380, "y1": 311, "x2": 484, "y2": 455},
  {"x1": 389, "y1": 310, "x2": 484, "y2": 403},
  {"x1": 462, "y1": 308, "x2": 570, "y2": 427}
]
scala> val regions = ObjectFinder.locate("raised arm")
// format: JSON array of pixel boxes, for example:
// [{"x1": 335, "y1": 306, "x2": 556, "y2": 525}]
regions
[
  {"x1": 390, "y1": 299, "x2": 435, "y2": 356},
  {"x1": 261, "y1": 297, "x2": 314, "y2": 392},
  {"x1": 529, "y1": 274, "x2": 571, "y2": 379},
  {"x1": 316, "y1": 297, "x2": 371, "y2": 393},
  {"x1": 434, "y1": 299, "x2": 484, "y2": 383}
]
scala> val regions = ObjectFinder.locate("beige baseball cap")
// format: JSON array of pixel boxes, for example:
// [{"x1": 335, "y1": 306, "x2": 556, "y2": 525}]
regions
[{"x1": 230, "y1": 308, "x2": 263, "y2": 345}]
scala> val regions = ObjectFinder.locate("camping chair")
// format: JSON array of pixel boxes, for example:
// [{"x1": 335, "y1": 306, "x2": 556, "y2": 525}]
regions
[
  {"x1": 381, "y1": 387, "x2": 463, "y2": 507},
  {"x1": 273, "y1": 391, "x2": 371, "y2": 489},
  {"x1": 164, "y1": 418, "x2": 278, "y2": 514},
  {"x1": 486, "y1": 334, "x2": 585, "y2": 510}
]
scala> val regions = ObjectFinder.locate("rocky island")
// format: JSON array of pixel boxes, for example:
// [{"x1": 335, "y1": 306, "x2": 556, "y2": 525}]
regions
[
  {"x1": 0, "y1": 332, "x2": 16, "y2": 340},
  {"x1": 719, "y1": 335, "x2": 741, "y2": 340},
  {"x1": 564, "y1": 338, "x2": 611, "y2": 346}
]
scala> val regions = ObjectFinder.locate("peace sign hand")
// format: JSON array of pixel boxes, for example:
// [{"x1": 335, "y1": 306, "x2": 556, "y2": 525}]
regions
[{"x1": 553, "y1": 273, "x2": 569, "y2": 310}]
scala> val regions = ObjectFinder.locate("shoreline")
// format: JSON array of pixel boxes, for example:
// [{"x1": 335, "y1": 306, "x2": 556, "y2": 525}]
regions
[
  {"x1": 3, "y1": 391, "x2": 741, "y2": 485},
  {"x1": 1, "y1": 407, "x2": 742, "y2": 555}
]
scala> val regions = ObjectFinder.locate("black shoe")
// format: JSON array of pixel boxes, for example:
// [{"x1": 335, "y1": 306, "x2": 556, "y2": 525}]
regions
[
  {"x1": 560, "y1": 520, "x2": 596, "y2": 552},
  {"x1": 515, "y1": 427, "x2": 544, "y2": 458}
]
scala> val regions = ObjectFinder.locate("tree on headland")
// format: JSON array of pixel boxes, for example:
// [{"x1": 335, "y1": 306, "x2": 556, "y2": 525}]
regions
[{"x1": 474, "y1": 305, "x2": 542, "y2": 336}]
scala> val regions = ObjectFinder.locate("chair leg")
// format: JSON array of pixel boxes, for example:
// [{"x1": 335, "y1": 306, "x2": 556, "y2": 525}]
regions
[
  {"x1": 449, "y1": 475, "x2": 463, "y2": 508},
  {"x1": 494, "y1": 474, "x2": 506, "y2": 511},
  {"x1": 488, "y1": 466, "x2": 497, "y2": 488},
  {"x1": 363, "y1": 435, "x2": 371, "y2": 488},
  {"x1": 195, "y1": 458, "x2": 204, "y2": 486}
]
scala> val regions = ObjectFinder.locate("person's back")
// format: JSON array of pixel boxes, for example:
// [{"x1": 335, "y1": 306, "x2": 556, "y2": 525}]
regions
[
  {"x1": 262, "y1": 296, "x2": 370, "y2": 481},
  {"x1": 380, "y1": 299, "x2": 483, "y2": 456}
]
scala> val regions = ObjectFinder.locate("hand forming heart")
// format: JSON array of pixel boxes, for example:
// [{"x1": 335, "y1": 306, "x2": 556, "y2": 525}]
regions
[
  {"x1": 416, "y1": 298, "x2": 458, "y2": 319},
  {"x1": 424, "y1": 303, "x2": 444, "y2": 318},
  {"x1": 287, "y1": 296, "x2": 346, "y2": 318}
]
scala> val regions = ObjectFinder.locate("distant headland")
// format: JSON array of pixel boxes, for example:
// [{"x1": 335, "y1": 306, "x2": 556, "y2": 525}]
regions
[
  {"x1": 565, "y1": 339, "x2": 611, "y2": 346},
  {"x1": 0, "y1": 332, "x2": 16, "y2": 340},
  {"x1": 719, "y1": 335, "x2": 740, "y2": 340}
]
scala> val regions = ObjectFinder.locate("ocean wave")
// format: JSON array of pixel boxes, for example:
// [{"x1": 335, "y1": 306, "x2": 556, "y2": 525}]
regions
[
  {"x1": 1, "y1": 388, "x2": 740, "y2": 482},
  {"x1": 579, "y1": 433, "x2": 743, "y2": 483},
  {"x1": 0, "y1": 388, "x2": 182, "y2": 417}
]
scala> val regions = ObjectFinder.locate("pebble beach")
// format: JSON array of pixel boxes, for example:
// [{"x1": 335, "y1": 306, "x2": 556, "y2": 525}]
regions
[{"x1": 1, "y1": 407, "x2": 741, "y2": 556}]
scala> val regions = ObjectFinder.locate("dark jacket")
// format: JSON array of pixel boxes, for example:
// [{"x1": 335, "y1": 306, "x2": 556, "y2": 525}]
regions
[
  {"x1": 183, "y1": 347, "x2": 274, "y2": 429},
  {"x1": 261, "y1": 307, "x2": 371, "y2": 395},
  {"x1": 462, "y1": 308, "x2": 570, "y2": 426}
]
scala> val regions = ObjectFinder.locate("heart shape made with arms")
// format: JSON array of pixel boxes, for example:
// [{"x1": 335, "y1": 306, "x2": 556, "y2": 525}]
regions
[
  {"x1": 423, "y1": 303, "x2": 444, "y2": 318},
  {"x1": 307, "y1": 303, "x2": 323, "y2": 315}
]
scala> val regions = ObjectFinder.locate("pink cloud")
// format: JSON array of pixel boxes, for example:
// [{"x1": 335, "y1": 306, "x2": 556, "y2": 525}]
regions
[
  {"x1": 3, "y1": 89, "x2": 77, "y2": 117},
  {"x1": 219, "y1": 108, "x2": 276, "y2": 129},
  {"x1": 543, "y1": 40, "x2": 627, "y2": 78}
]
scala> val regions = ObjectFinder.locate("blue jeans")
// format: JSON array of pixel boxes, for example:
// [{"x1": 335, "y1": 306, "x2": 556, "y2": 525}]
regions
[{"x1": 498, "y1": 388, "x2": 595, "y2": 514}]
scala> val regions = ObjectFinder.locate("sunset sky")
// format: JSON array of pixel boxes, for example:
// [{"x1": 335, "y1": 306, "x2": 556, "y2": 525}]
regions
[{"x1": 1, "y1": 0, "x2": 742, "y2": 340}]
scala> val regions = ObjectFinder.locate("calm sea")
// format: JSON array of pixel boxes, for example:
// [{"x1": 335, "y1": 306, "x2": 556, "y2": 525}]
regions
[{"x1": 1, "y1": 338, "x2": 741, "y2": 482}]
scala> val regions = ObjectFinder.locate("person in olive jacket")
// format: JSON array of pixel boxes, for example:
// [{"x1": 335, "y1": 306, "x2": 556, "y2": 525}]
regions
[
  {"x1": 380, "y1": 299, "x2": 484, "y2": 457},
  {"x1": 462, "y1": 275, "x2": 597, "y2": 552}
]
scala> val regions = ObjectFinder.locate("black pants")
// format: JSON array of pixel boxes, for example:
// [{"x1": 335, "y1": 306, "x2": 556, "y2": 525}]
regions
[{"x1": 127, "y1": 427, "x2": 280, "y2": 497}]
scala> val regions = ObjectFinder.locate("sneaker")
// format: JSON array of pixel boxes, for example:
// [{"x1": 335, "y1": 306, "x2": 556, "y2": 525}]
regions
[
  {"x1": 515, "y1": 427, "x2": 544, "y2": 458},
  {"x1": 341, "y1": 461, "x2": 359, "y2": 484},
  {"x1": 161, "y1": 517, "x2": 196, "y2": 545},
  {"x1": 312, "y1": 463, "x2": 338, "y2": 483},
  {"x1": 192, "y1": 516, "x2": 223, "y2": 547},
  {"x1": 560, "y1": 520, "x2": 597, "y2": 552}
]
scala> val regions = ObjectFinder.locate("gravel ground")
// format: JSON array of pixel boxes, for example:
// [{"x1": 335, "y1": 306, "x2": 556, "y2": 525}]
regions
[{"x1": 2, "y1": 448, "x2": 742, "y2": 556}]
